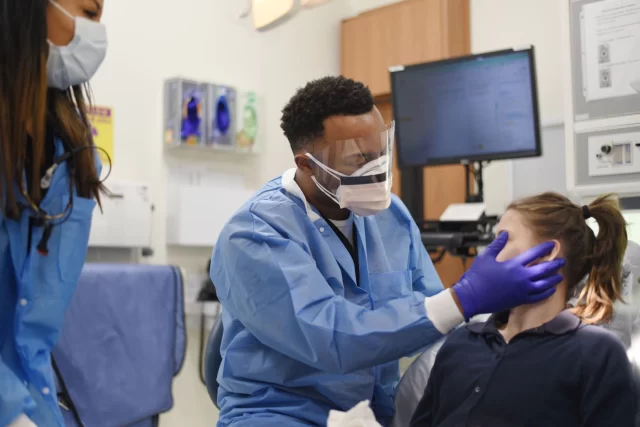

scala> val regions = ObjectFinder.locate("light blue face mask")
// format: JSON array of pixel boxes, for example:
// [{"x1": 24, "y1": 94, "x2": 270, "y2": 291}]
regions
[{"x1": 47, "y1": 0, "x2": 108, "y2": 90}]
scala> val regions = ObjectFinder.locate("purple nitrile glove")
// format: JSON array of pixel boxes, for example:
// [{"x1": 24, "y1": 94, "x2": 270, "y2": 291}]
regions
[{"x1": 452, "y1": 232, "x2": 565, "y2": 321}]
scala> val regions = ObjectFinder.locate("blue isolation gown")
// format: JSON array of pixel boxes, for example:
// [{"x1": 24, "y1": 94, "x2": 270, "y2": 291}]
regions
[
  {"x1": 0, "y1": 138, "x2": 99, "y2": 426},
  {"x1": 210, "y1": 168, "x2": 447, "y2": 426}
]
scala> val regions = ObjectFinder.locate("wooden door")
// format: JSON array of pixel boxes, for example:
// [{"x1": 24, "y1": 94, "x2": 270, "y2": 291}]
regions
[{"x1": 341, "y1": 0, "x2": 445, "y2": 97}]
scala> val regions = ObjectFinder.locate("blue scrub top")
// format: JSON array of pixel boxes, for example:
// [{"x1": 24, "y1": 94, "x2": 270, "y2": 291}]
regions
[
  {"x1": 0, "y1": 137, "x2": 99, "y2": 426},
  {"x1": 210, "y1": 168, "x2": 445, "y2": 426}
]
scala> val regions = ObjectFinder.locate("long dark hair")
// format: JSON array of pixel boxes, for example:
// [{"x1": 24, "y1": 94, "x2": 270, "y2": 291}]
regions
[
  {"x1": 508, "y1": 192, "x2": 628, "y2": 324},
  {"x1": 0, "y1": 1, "x2": 103, "y2": 220}
]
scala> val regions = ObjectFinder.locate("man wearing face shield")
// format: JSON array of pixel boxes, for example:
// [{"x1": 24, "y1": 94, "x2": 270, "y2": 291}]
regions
[{"x1": 209, "y1": 76, "x2": 565, "y2": 427}]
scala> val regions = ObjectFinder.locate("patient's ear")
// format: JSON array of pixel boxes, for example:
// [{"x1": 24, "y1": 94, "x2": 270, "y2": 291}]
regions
[{"x1": 544, "y1": 239, "x2": 562, "y2": 261}]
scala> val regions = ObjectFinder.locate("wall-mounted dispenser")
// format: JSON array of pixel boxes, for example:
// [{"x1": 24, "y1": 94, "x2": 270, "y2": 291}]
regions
[
  {"x1": 206, "y1": 84, "x2": 237, "y2": 148},
  {"x1": 164, "y1": 78, "x2": 206, "y2": 147}
]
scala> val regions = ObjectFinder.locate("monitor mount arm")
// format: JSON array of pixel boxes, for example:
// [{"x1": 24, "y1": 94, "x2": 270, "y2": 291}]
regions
[{"x1": 465, "y1": 161, "x2": 487, "y2": 204}]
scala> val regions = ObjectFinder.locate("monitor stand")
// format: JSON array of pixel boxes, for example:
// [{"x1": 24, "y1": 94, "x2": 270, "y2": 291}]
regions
[
  {"x1": 400, "y1": 167, "x2": 424, "y2": 225},
  {"x1": 465, "y1": 162, "x2": 485, "y2": 204},
  {"x1": 400, "y1": 161, "x2": 489, "y2": 229}
]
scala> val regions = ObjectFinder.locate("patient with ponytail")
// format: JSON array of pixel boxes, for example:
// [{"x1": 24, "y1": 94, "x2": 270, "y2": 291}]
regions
[{"x1": 410, "y1": 192, "x2": 637, "y2": 427}]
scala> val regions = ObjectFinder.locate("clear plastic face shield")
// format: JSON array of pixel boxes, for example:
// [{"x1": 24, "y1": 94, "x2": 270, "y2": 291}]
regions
[{"x1": 305, "y1": 121, "x2": 395, "y2": 216}]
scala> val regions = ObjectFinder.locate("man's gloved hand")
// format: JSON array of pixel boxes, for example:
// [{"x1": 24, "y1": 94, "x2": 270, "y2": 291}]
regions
[{"x1": 452, "y1": 232, "x2": 565, "y2": 320}]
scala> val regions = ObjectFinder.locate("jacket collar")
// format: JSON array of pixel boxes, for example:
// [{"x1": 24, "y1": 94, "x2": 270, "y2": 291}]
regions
[
  {"x1": 467, "y1": 309, "x2": 582, "y2": 336},
  {"x1": 282, "y1": 168, "x2": 321, "y2": 222}
]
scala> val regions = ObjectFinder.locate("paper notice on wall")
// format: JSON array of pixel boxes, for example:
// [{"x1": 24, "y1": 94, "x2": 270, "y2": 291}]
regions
[
  {"x1": 582, "y1": 0, "x2": 640, "y2": 101},
  {"x1": 87, "y1": 106, "x2": 114, "y2": 165}
]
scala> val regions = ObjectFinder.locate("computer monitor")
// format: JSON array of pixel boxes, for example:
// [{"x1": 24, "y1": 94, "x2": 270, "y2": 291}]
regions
[{"x1": 390, "y1": 47, "x2": 542, "y2": 168}]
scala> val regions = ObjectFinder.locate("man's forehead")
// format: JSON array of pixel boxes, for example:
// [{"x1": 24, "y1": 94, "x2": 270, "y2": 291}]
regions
[{"x1": 322, "y1": 111, "x2": 385, "y2": 141}]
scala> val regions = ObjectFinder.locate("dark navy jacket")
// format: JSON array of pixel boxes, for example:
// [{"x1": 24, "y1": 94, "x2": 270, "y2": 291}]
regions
[{"x1": 410, "y1": 310, "x2": 637, "y2": 427}]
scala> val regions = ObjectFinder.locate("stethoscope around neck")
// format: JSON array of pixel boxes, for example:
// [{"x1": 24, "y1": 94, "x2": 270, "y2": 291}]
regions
[{"x1": 19, "y1": 145, "x2": 112, "y2": 256}]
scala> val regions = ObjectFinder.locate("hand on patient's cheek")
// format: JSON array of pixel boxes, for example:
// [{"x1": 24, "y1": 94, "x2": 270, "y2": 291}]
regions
[{"x1": 495, "y1": 241, "x2": 517, "y2": 263}]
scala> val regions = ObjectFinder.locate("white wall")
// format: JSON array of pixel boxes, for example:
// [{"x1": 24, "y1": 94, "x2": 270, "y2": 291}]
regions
[
  {"x1": 347, "y1": 0, "x2": 403, "y2": 15},
  {"x1": 89, "y1": 1, "x2": 353, "y2": 425},
  {"x1": 471, "y1": 0, "x2": 566, "y2": 213}
]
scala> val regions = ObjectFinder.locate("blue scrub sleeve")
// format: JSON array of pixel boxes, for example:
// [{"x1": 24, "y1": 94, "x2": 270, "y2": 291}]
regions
[
  {"x1": 409, "y1": 220, "x2": 444, "y2": 297},
  {"x1": 212, "y1": 212, "x2": 444, "y2": 375},
  {"x1": 0, "y1": 359, "x2": 35, "y2": 426}
]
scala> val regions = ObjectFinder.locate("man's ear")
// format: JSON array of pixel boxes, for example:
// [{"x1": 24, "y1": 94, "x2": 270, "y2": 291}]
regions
[{"x1": 294, "y1": 154, "x2": 314, "y2": 176}]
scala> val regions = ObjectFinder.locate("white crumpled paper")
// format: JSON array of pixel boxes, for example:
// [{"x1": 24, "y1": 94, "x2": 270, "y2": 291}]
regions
[{"x1": 326, "y1": 400, "x2": 383, "y2": 427}]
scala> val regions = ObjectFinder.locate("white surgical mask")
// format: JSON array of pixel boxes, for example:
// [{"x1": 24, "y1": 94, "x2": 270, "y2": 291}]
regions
[
  {"x1": 307, "y1": 154, "x2": 393, "y2": 217},
  {"x1": 47, "y1": 0, "x2": 107, "y2": 90}
]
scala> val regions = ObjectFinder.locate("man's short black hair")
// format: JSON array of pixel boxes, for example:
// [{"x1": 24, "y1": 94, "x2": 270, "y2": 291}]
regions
[{"x1": 281, "y1": 76, "x2": 374, "y2": 153}]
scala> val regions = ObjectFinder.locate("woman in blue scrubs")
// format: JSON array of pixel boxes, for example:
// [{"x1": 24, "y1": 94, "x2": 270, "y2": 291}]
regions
[{"x1": 0, "y1": 1, "x2": 107, "y2": 426}]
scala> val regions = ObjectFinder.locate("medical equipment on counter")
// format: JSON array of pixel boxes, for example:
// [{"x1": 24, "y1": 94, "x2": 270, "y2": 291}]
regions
[
  {"x1": 421, "y1": 217, "x2": 497, "y2": 264},
  {"x1": 53, "y1": 264, "x2": 186, "y2": 427},
  {"x1": 420, "y1": 202, "x2": 497, "y2": 263},
  {"x1": 88, "y1": 180, "x2": 153, "y2": 252}
]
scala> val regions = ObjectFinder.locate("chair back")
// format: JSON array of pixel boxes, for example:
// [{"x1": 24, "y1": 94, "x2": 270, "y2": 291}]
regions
[{"x1": 204, "y1": 313, "x2": 224, "y2": 408}]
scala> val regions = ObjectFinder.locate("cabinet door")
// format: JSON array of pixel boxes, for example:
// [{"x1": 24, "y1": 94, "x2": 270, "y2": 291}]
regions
[{"x1": 341, "y1": 0, "x2": 444, "y2": 96}]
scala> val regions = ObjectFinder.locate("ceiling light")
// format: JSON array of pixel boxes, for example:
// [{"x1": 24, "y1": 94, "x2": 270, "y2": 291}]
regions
[{"x1": 251, "y1": 0, "x2": 299, "y2": 31}]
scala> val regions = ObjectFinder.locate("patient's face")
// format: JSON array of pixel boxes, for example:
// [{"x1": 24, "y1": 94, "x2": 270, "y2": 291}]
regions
[{"x1": 495, "y1": 209, "x2": 543, "y2": 262}]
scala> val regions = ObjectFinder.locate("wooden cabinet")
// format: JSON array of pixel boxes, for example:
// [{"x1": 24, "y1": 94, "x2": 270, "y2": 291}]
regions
[
  {"x1": 341, "y1": 0, "x2": 469, "y2": 97},
  {"x1": 341, "y1": 0, "x2": 471, "y2": 287}
]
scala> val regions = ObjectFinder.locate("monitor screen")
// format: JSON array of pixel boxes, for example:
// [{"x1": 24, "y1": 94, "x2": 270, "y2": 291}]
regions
[{"x1": 390, "y1": 48, "x2": 541, "y2": 167}]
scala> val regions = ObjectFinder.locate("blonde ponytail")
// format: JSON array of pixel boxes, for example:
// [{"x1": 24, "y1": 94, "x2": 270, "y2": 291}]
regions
[{"x1": 571, "y1": 195, "x2": 627, "y2": 324}]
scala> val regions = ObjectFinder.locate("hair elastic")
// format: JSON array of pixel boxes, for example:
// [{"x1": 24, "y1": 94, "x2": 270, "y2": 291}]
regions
[{"x1": 581, "y1": 205, "x2": 591, "y2": 220}]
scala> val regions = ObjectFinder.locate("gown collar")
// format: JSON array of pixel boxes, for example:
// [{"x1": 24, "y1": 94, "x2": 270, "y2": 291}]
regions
[{"x1": 282, "y1": 168, "x2": 321, "y2": 222}]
